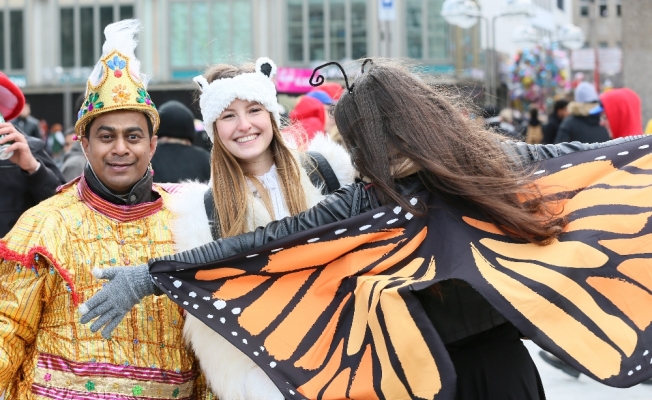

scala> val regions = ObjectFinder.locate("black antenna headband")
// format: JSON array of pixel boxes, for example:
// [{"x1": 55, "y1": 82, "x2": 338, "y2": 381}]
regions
[{"x1": 309, "y1": 59, "x2": 374, "y2": 94}]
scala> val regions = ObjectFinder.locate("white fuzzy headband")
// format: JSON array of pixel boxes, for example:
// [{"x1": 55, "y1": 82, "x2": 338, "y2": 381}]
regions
[{"x1": 193, "y1": 57, "x2": 280, "y2": 143}]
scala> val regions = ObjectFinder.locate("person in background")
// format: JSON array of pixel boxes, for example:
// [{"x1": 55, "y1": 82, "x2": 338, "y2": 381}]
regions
[
  {"x1": 60, "y1": 127, "x2": 85, "y2": 181},
  {"x1": 600, "y1": 88, "x2": 643, "y2": 138},
  {"x1": 543, "y1": 99, "x2": 569, "y2": 144},
  {"x1": 289, "y1": 95, "x2": 327, "y2": 145},
  {"x1": 10, "y1": 102, "x2": 42, "y2": 140},
  {"x1": 555, "y1": 82, "x2": 610, "y2": 143},
  {"x1": 0, "y1": 72, "x2": 64, "y2": 237},
  {"x1": 525, "y1": 107, "x2": 544, "y2": 144},
  {"x1": 482, "y1": 105, "x2": 521, "y2": 140},
  {"x1": 307, "y1": 89, "x2": 336, "y2": 133},
  {"x1": 150, "y1": 100, "x2": 211, "y2": 183},
  {"x1": 498, "y1": 108, "x2": 517, "y2": 135},
  {"x1": 45, "y1": 123, "x2": 66, "y2": 166}
]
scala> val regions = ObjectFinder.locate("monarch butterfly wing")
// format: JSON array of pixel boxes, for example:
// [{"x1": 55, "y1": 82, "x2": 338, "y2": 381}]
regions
[
  {"x1": 457, "y1": 136, "x2": 652, "y2": 387},
  {"x1": 151, "y1": 204, "x2": 457, "y2": 400}
]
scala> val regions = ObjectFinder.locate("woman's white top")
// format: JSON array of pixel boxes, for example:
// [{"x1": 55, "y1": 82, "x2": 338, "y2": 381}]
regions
[{"x1": 248, "y1": 164, "x2": 290, "y2": 219}]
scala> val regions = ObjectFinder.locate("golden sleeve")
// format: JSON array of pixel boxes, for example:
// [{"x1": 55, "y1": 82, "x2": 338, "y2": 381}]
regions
[
  {"x1": 0, "y1": 257, "x2": 51, "y2": 391},
  {"x1": 193, "y1": 367, "x2": 217, "y2": 399}
]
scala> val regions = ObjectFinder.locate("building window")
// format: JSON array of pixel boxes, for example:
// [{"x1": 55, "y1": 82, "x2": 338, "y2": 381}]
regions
[
  {"x1": 580, "y1": 0, "x2": 589, "y2": 16},
  {"x1": 59, "y1": 3, "x2": 135, "y2": 69},
  {"x1": 408, "y1": 0, "x2": 453, "y2": 62},
  {"x1": 598, "y1": 41, "x2": 608, "y2": 48},
  {"x1": 599, "y1": 0, "x2": 607, "y2": 17},
  {"x1": 10, "y1": 10, "x2": 24, "y2": 70},
  {"x1": 616, "y1": 0, "x2": 621, "y2": 16},
  {"x1": 170, "y1": 0, "x2": 251, "y2": 71},
  {"x1": 287, "y1": 0, "x2": 367, "y2": 64},
  {"x1": 557, "y1": 0, "x2": 564, "y2": 10}
]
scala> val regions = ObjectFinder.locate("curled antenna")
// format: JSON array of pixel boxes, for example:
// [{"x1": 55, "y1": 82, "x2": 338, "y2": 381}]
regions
[
  {"x1": 361, "y1": 59, "x2": 373, "y2": 74},
  {"x1": 310, "y1": 62, "x2": 354, "y2": 94}
]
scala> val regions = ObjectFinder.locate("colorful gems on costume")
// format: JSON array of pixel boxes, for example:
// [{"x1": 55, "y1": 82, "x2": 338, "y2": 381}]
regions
[
  {"x1": 35, "y1": 254, "x2": 39, "y2": 261},
  {"x1": 132, "y1": 385, "x2": 143, "y2": 395},
  {"x1": 136, "y1": 87, "x2": 155, "y2": 108},
  {"x1": 72, "y1": 134, "x2": 78, "y2": 141},
  {"x1": 112, "y1": 84, "x2": 131, "y2": 104},
  {"x1": 172, "y1": 387, "x2": 180, "y2": 398},
  {"x1": 160, "y1": 343, "x2": 165, "y2": 348},
  {"x1": 148, "y1": 316, "x2": 153, "y2": 321},
  {"x1": 85, "y1": 380, "x2": 95, "y2": 391},
  {"x1": 15, "y1": 265, "x2": 20, "y2": 272},
  {"x1": 107, "y1": 55, "x2": 127, "y2": 78},
  {"x1": 133, "y1": 338, "x2": 139, "y2": 344},
  {"x1": 124, "y1": 361, "x2": 130, "y2": 366},
  {"x1": 110, "y1": 258, "x2": 116, "y2": 264},
  {"x1": 44, "y1": 373, "x2": 51, "y2": 382},
  {"x1": 49, "y1": 266, "x2": 54, "y2": 274}
]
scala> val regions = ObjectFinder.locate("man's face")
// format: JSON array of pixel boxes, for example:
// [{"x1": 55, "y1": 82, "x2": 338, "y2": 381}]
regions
[
  {"x1": 81, "y1": 110, "x2": 157, "y2": 195},
  {"x1": 557, "y1": 107, "x2": 569, "y2": 120},
  {"x1": 19, "y1": 104, "x2": 30, "y2": 118}
]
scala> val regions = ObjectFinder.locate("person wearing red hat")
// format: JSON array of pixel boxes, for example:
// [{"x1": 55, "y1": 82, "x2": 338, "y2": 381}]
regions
[
  {"x1": 0, "y1": 72, "x2": 64, "y2": 236},
  {"x1": 319, "y1": 82, "x2": 344, "y2": 101},
  {"x1": 600, "y1": 88, "x2": 643, "y2": 139},
  {"x1": 289, "y1": 95, "x2": 327, "y2": 143}
]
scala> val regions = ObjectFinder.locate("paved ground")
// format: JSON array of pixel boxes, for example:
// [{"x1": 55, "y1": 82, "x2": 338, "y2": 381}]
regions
[{"x1": 524, "y1": 341, "x2": 652, "y2": 400}]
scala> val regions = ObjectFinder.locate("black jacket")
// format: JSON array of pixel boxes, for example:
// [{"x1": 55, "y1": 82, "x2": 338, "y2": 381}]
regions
[
  {"x1": 555, "y1": 102, "x2": 610, "y2": 144},
  {"x1": 152, "y1": 138, "x2": 641, "y2": 342},
  {"x1": 11, "y1": 116, "x2": 42, "y2": 140},
  {"x1": 542, "y1": 113, "x2": 563, "y2": 144},
  {"x1": 0, "y1": 137, "x2": 65, "y2": 237},
  {"x1": 151, "y1": 143, "x2": 211, "y2": 184}
]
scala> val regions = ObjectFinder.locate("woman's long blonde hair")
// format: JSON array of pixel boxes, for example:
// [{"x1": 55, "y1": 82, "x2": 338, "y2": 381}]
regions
[{"x1": 204, "y1": 63, "x2": 308, "y2": 237}]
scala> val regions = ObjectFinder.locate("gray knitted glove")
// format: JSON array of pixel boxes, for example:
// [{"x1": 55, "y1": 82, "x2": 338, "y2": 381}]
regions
[{"x1": 78, "y1": 264, "x2": 157, "y2": 339}]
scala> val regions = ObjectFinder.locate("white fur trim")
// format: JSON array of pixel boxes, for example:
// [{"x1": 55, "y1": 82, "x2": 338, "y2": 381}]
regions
[
  {"x1": 167, "y1": 182, "x2": 213, "y2": 252},
  {"x1": 307, "y1": 134, "x2": 357, "y2": 187},
  {"x1": 194, "y1": 57, "x2": 280, "y2": 143}
]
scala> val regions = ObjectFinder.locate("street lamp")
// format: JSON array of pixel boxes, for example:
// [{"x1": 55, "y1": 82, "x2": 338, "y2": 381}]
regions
[{"x1": 441, "y1": 0, "x2": 535, "y2": 105}]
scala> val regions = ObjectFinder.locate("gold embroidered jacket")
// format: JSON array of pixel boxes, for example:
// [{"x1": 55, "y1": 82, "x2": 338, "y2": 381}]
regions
[{"x1": 0, "y1": 178, "x2": 212, "y2": 399}]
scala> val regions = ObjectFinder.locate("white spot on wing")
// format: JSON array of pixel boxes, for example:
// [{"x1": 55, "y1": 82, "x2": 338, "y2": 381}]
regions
[
  {"x1": 393, "y1": 206, "x2": 402, "y2": 214},
  {"x1": 387, "y1": 218, "x2": 398, "y2": 224},
  {"x1": 373, "y1": 212, "x2": 385, "y2": 219},
  {"x1": 644, "y1": 350, "x2": 649, "y2": 356},
  {"x1": 220, "y1": 317, "x2": 226, "y2": 323},
  {"x1": 359, "y1": 225, "x2": 371, "y2": 231},
  {"x1": 243, "y1": 339, "x2": 248, "y2": 344},
  {"x1": 271, "y1": 248, "x2": 283, "y2": 253},
  {"x1": 595, "y1": 156, "x2": 606, "y2": 160},
  {"x1": 270, "y1": 362, "x2": 277, "y2": 368},
  {"x1": 232, "y1": 307, "x2": 241, "y2": 315},
  {"x1": 192, "y1": 304, "x2": 198, "y2": 309},
  {"x1": 183, "y1": 301, "x2": 189, "y2": 305},
  {"x1": 254, "y1": 351, "x2": 259, "y2": 356},
  {"x1": 335, "y1": 229, "x2": 347, "y2": 235},
  {"x1": 636, "y1": 365, "x2": 642, "y2": 371},
  {"x1": 628, "y1": 370, "x2": 634, "y2": 376},
  {"x1": 213, "y1": 300, "x2": 226, "y2": 310},
  {"x1": 639, "y1": 145, "x2": 649, "y2": 150},
  {"x1": 405, "y1": 213, "x2": 413, "y2": 220},
  {"x1": 533, "y1": 170, "x2": 545, "y2": 175},
  {"x1": 561, "y1": 164, "x2": 572, "y2": 169},
  {"x1": 307, "y1": 238, "x2": 319, "y2": 243},
  {"x1": 618, "y1": 151, "x2": 629, "y2": 156},
  {"x1": 231, "y1": 331, "x2": 238, "y2": 336},
  {"x1": 207, "y1": 314, "x2": 213, "y2": 318},
  {"x1": 173, "y1": 280, "x2": 182, "y2": 288},
  {"x1": 189, "y1": 292, "x2": 197, "y2": 298},
  {"x1": 410, "y1": 198, "x2": 418, "y2": 205},
  {"x1": 246, "y1": 254, "x2": 258, "y2": 258},
  {"x1": 203, "y1": 296, "x2": 210, "y2": 301}
]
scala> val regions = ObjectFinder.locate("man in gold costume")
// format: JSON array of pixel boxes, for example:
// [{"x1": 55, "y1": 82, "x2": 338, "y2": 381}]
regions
[{"x1": 0, "y1": 20, "x2": 210, "y2": 399}]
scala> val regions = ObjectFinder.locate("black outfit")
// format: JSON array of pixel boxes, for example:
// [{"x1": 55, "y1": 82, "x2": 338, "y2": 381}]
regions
[
  {"x1": 554, "y1": 103, "x2": 610, "y2": 144},
  {"x1": 83, "y1": 164, "x2": 156, "y2": 205},
  {"x1": 153, "y1": 137, "x2": 644, "y2": 399},
  {"x1": 0, "y1": 137, "x2": 65, "y2": 237},
  {"x1": 11, "y1": 116, "x2": 42, "y2": 140},
  {"x1": 151, "y1": 100, "x2": 211, "y2": 183},
  {"x1": 151, "y1": 143, "x2": 210, "y2": 183},
  {"x1": 542, "y1": 113, "x2": 563, "y2": 145}
]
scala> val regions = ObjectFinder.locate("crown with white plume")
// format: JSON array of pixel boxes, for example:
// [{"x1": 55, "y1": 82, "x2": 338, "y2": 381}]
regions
[
  {"x1": 75, "y1": 19, "x2": 159, "y2": 137},
  {"x1": 194, "y1": 57, "x2": 280, "y2": 143}
]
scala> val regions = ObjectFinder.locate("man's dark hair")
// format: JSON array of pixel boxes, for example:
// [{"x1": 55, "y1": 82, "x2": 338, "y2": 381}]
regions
[
  {"x1": 553, "y1": 99, "x2": 569, "y2": 115},
  {"x1": 84, "y1": 112, "x2": 154, "y2": 138}
]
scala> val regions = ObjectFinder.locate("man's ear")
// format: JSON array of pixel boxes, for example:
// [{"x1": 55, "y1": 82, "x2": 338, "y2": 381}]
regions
[
  {"x1": 81, "y1": 135, "x2": 90, "y2": 155},
  {"x1": 149, "y1": 135, "x2": 158, "y2": 160}
]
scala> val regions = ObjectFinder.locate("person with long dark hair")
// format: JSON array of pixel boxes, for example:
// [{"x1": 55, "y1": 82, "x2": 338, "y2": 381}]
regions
[{"x1": 79, "y1": 59, "x2": 644, "y2": 400}]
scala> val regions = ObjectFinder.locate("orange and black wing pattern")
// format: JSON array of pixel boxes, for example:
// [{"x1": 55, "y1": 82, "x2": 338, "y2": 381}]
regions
[{"x1": 151, "y1": 136, "x2": 652, "y2": 399}]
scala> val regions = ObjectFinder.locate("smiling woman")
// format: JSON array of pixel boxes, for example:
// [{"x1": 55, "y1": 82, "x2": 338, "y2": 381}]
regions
[{"x1": 81, "y1": 110, "x2": 157, "y2": 195}]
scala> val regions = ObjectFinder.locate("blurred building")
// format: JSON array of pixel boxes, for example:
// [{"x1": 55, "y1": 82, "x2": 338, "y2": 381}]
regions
[
  {"x1": 622, "y1": 0, "x2": 652, "y2": 125},
  {"x1": 1, "y1": 0, "x2": 482, "y2": 129},
  {"x1": 571, "y1": 0, "x2": 623, "y2": 88}
]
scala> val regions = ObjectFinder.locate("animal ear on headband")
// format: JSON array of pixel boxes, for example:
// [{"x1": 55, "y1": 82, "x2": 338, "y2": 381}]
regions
[
  {"x1": 193, "y1": 75, "x2": 209, "y2": 92},
  {"x1": 255, "y1": 57, "x2": 277, "y2": 79},
  {"x1": 310, "y1": 61, "x2": 354, "y2": 94}
]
